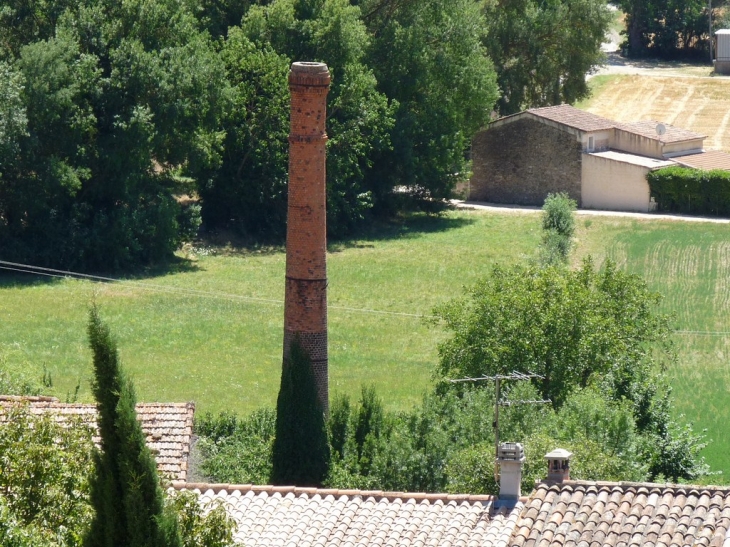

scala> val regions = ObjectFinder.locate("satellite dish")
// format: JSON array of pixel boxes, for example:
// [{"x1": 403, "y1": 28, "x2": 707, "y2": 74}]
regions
[{"x1": 656, "y1": 123, "x2": 666, "y2": 136}]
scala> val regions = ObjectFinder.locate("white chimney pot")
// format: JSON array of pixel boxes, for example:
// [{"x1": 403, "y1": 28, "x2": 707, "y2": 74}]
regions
[{"x1": 497, "y1": 442, "x2": 525, "y2": 501}]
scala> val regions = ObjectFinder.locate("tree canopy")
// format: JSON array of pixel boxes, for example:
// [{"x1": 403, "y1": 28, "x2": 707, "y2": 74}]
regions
[
  {"x1": 0, "y1": 0, "x2": 612, "y2": 270},
  {"x1": 618, "y1": 0, "x2": 712, "y2": 59},
  {"x1": 433, "y1": 258, "x2": 672, "y2": 410},
  {"x1": 483, "y1": 0, "x2": 611, "y2": 115}
]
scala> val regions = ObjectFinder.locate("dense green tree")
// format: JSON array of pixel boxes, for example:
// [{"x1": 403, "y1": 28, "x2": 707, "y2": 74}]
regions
[
  {"x1": 199, "y1": 0, "x2": 394, "y2": 239},
  {"x1": 623, "y1": 0, "x2": 720, "y2": 59},
  {"x1": 432, "y1": 258, "x2": 672, "y2": 410},
  {"x1": 271, "y1": 339, "x2": 330, "y2": 486},
  {"x1": 362, "y1": 0, "x2": 498, "y2": 210},
  {"x1": 431, "y1": 258, "x2": 710, "y2": 483},
  {"x1": 84, "y1": 306, "x2": 181, "y2": 547},
  {"x1": 0, "y1": 0, "x2": 78, "y2": 58},
  {"x1": 198, "y1": 27, "x2": 290, "y2": 238},
  {"x1": 0, "y1": 0, "x2": 227, "y2": 271},
  {"x1": 0, "y1": 405, "x2": 94, "y2": 547},
  {"x1": 618, "y1": 0, "x2": 711, "y2": 58},
  {"x1": 483, "y1": 0, "x2": 611, "y2": 115}
]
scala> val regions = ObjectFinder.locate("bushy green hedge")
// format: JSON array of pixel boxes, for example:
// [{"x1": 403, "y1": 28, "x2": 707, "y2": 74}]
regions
[{"x1": 648, "y1": 167, "x2": 730, "y2": 217}]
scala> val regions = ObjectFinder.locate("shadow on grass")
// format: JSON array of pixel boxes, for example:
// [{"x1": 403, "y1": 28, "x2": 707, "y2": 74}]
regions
[
  {"x1": 0, "y1": 270, "x2": 63, "y2": 288},
  {"x1": 195, "y1": 210, "x2": 477, "y2": 256},
  {"x1": 0, "y1": 211, "x2": 477, "y2": 284},
  {"x1": 0, "y1": 254, "x2": 202, "y2": 288},
  {"x1": 328, "y1": 211, "x2": 477, "y2": 253}
]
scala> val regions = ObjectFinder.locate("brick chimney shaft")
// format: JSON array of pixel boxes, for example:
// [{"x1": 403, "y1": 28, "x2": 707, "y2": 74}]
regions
[{"x1": 283, "y1": 62, "x2": 331, "y2": 413}]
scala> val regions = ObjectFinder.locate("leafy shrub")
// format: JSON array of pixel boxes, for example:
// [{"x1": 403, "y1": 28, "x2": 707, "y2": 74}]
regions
[
  {"x1": 0, "y1": 403, "x2": 237, "y2": 547},
  {"x1": 648, "y1": 167, "x2": 730, "y2": 217},
  {"x1": 0, "y1": 405, "x2": 95, "y2": 547},
  {"x1": 539, "y1": 192, "x2": 576, "y2": 265},
  {"x1": 328, "y1": 394, "x2": 352, "y2": 460},
  {"x1": 445, "y1": 442, "x2": 497, "y2": 495},
  {"x1": 195, "y1": 409, "x2": 276, "y2": 484},
  {"x1": 166, "y1": 490, "x2": 235, "y2": 547}
]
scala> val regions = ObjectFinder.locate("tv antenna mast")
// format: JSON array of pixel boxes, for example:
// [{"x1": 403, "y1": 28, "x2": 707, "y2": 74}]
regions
[{"x1": 449, "y1": 371, "x2": 551, "y2": 467}]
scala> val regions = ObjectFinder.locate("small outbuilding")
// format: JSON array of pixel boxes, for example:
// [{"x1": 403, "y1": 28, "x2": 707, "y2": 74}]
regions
[
  {"x1": 715, "y1": 29, "x2": 730, "y2": 75},
  {"x1": 469, "y1": 105, "x2": 730, "y2": 212}
]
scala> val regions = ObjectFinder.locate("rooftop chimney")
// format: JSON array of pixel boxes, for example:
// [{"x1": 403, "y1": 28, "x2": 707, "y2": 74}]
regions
[
  {"x1": 497, "y1": 442, "x2": 525, "y2": 501},
  {"x1": 283, "y1": 62, "x2": 331, "y2": 414},
  {"x1": 544, "y1": 448, "x2": 573, "y2": 483}
]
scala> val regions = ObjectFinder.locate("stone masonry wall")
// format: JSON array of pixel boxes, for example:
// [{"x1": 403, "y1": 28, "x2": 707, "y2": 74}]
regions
[
  {"x1": 469, "y1": 118, "x2": 582, "y2": 206},
  {"x1": 284, "y1": 62, "x2": 330, "y2": 413}
]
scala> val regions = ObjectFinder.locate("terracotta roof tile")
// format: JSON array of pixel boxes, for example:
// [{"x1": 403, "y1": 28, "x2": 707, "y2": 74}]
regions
[
  {"x1": 173, "y1": 483, "x2": 522, "y2": 547},
  {"x1": 0, "y1": 397, "x2": 194, "y2": 481},
  {"x1": 526, "y1": 105, "x2": 616, "y2": 132},
  {"x1": 672, "y1": 150, "x2": 730, "y2": 170},
  {"x1": 617, "y1": 121, "x2": 706, "y2": 143},
  {"x1": 517, "y1": 482, "x2": 730, "y2": 547}
]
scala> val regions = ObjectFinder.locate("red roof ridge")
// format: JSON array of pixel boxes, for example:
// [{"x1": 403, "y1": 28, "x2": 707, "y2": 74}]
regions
[
  {"x1": 0, "y1": 395, "x2": 60, "y2": 403},
  {"x1": 0, "y1": 398, "x2": 195, "y2": 408},
  {"x1": 535, "y1": 479, "x2": 730, "y2": 493},
  {"x1": 173, "y1": 481, "x2": 502, "y2": 503}
]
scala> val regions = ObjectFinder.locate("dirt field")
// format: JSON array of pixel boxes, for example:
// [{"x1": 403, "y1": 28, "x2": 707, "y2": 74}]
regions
[{"x1": 580, "y1": 72, "x2": 730, "y2": 152}]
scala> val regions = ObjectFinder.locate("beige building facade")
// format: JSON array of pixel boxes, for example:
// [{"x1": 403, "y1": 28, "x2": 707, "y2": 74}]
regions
[
  {"x1": 581, "y1": 151, "x2": 673, "y2": 212},
  {"x1": 469, "y1": 105, "x2": 730, "y2": 213}
]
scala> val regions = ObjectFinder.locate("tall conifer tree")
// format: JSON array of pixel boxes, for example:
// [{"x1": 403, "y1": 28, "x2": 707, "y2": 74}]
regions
[
  {"x1": 271, "y1": 339, "x2": 330, "y2": 486},
  {"x1": 84, "y1": 306, "x2": 180, "y2": 547}
]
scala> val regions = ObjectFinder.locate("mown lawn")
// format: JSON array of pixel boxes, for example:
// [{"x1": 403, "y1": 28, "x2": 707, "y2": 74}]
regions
[{"x1": 1, "y1": 209, "x2": 728, "y2": 477}]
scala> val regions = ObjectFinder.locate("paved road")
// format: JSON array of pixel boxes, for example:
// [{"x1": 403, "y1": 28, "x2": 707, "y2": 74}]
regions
[
  {"x1": 452, "y1": 200, "x2": 730, "y2": 224},
  {"x1": 588, "y1": 9, "x2": 716, "y2": 81}
]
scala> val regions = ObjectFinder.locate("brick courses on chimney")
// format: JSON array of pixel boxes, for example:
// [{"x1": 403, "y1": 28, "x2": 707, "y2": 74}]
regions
[{"x1": 283, "y1": 62, "x2": 331, "y2": 413}]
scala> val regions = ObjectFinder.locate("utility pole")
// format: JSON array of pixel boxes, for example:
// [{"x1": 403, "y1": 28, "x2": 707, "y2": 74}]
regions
[{"x1": 710, "y1": 0, "x2": 714, "y2": 65}]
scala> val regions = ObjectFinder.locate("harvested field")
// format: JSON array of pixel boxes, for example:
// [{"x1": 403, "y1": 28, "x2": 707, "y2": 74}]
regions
[{"x1": 581, "y1": 74, "x2": 730, "y2": 152}]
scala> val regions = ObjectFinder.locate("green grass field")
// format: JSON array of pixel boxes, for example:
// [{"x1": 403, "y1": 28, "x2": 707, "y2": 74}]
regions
[{"x1": 1, "y1": 210, "x2": 728, "y2": 478}]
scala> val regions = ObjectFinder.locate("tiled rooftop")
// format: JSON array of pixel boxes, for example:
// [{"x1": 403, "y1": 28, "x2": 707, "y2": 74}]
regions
[
  {"x1": 496, "y1": 105, "x2": 710, "y2": 148},
  {"x1": 513, "y1": 481, "x2": 730, "y2": 547},
  {"x1": 673, "y1": 150, "x2": 730, "y2": 170},
  {"x1": 173, "y1": 483, "x2": 524, "y2": 547},
  {"x1": 617, "y1": 120, "x2": 706, "y2": 143},
  {"x1": 0, "y1": 396, "x2": 195, "y2": 481},
  {"x1": 527, "y1": 105, "x2": 616, "y2": 132}
]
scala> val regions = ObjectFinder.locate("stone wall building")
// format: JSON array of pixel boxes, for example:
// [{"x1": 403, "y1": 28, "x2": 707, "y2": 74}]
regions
[
  {"x1": 471, "y1": 117, "x2": 582, "y2": 206},
  {"x1": 469, "y1": 105, "x2": 730, "y2": 212}
]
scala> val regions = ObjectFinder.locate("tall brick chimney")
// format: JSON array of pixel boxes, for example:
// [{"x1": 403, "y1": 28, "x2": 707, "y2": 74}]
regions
[{"x1": 283, "y1": 62, "x2": 331, "y2": 414}]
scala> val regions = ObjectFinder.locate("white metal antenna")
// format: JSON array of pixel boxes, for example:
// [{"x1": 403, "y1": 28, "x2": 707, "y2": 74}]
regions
[{"x1": 450, "y1": 371, "x2": 550, "y2": 481}]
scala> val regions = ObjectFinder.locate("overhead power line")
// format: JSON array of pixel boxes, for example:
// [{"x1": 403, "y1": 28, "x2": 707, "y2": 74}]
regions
[
  {"x1": 2, "y1": 260, "x2": 730, "y2": 329},
  {"x1": 0, "y1": 259, "x2": 424, "y2": 318}
]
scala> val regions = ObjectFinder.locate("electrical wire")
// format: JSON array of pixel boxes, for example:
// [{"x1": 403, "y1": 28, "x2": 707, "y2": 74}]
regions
[
  {"x1": 2, "y1": 259, "x2": 729, "y2": 328},
  {"x1": 0, "y1": 259, "x2": 425, "y2": 318}
]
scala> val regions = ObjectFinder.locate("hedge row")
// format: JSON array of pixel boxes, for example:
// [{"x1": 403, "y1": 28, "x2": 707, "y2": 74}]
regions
[{"x1": 647, "y1": 166, "x2": 730, "y2": 217}]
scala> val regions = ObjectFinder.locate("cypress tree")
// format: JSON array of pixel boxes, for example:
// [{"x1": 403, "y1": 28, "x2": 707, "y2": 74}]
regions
[
  {"x1": 271, "y1": 338, "x2": 330, "y2": 486},
  {"x1": 84, "y1": 306, "x2": 181, "y2": 547}
]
